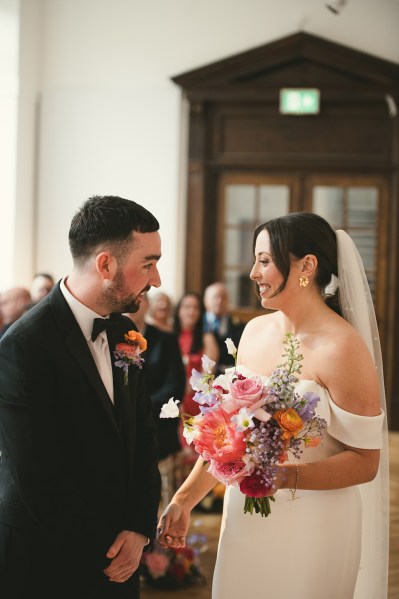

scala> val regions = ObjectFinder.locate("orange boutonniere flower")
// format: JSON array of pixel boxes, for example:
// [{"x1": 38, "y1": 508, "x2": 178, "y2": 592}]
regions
[
  {"x1": 124, "y1": 330, "x2": 147, "y2": 351},
  {"x1": 114, "y1": 330, "x2": 147, "y2": 386}
]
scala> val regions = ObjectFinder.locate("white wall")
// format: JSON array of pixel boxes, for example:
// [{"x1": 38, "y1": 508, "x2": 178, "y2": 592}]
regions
[
  {"x1": 2, "y1": 0, "x2": 399, "y2": 298},
  {"x1": 0, "y1": 0, "x2": 19, "y2": 289},
  {"x1": 36, "y1": 86, "x2": 182, "y2": 295}
]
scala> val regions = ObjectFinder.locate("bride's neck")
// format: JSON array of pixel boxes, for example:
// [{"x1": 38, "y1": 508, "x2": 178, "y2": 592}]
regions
[{"x1": 279, "y1": 296, "x2": 331, "y2": 337}]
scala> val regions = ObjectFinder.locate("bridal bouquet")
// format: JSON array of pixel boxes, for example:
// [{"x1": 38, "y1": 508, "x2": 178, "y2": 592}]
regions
[{"x1": 160, "y1": 333, "x2": 327, "y2": 517}]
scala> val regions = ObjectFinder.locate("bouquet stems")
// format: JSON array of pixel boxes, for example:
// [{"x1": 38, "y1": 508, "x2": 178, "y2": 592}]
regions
[{"x1": 243, "y1": 495, "x2": 275, "y2": 517}]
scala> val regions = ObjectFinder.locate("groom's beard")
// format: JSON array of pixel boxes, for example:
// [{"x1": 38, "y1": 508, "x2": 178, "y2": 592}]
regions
[{"x1": 103, "y1": 270, "x2": 150, "y2": 314}]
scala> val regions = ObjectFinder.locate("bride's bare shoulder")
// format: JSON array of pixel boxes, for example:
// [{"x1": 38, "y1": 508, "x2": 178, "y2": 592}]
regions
[
  {"x1": 237, "y1": 312, "x2": 277, "y2": 360},
  {"x1": 241, "y1": 312, "x2": 277, "y2": 337},
  {"x1": 237, "y1": 312, "x2": 285, "y2": 373},
  {"x1": 311, "y1": 314, "x2": 376, "y2": 382}
]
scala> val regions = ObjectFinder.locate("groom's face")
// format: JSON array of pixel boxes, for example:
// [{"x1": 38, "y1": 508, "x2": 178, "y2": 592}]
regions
[{"x1": 105, "y1": 231, "x2": 162, "y2": 313}]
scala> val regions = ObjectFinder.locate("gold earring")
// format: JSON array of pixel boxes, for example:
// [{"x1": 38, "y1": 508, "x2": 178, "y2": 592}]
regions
[{"x1": 299, "y1": 276, "x2": 309, "y2": 287}]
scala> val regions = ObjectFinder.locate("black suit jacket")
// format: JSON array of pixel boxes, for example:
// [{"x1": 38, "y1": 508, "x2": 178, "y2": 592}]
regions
[
  {"x1": 0, "y1": 283, "x2": 161, "y2": 598},
  {"x1": 139, "y1": 324, "x2": 186, "y2": 460},
  {"x1": 204, "y1": 313, "x2": 246, "y2": 375}
]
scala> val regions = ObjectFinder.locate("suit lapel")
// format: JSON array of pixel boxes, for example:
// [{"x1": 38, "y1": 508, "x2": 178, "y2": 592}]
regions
[
  {"x1": 66, "y1": 327, "x2": 119, "y2": 434},
  {"x1": 108, "y1": 324, "x2": 135, "y2": 487},
  {"x1": 49, "y1": 284, "x2": 120, "y2": 435}
]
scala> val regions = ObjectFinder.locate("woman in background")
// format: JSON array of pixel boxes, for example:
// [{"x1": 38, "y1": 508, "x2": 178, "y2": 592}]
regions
[
  {"x1": 173, "y1": 292, "x2": 219, "y2": 481},
  {"x1": 147, "y1": 291, "x2": 174, "y2": 332}
]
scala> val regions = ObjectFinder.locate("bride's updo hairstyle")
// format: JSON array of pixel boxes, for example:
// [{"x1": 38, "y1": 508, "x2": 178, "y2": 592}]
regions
[{"x1": 253, "y1": 212, "x2": 342, "y2": 315}]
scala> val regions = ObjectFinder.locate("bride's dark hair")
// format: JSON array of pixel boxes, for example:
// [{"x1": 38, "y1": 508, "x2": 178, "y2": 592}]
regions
[{"x1": 253, "y1": 212, "x2": 342, "y2": 315}]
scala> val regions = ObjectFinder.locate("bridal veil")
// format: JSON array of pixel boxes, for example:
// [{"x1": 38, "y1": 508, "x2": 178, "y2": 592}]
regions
[{"x1": 336, "y1": 229, "x2": 389, "y2": 599}]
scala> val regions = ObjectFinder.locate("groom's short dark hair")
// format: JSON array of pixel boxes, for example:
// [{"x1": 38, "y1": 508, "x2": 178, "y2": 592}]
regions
[{"x1": 69, "y1": 195, "x2": 159, "y2": 264}]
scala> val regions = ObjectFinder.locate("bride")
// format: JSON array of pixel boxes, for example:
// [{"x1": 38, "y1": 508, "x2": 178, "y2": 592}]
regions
[{"x1": 157, "y1": 212, "x2": 389, "y2": 599}]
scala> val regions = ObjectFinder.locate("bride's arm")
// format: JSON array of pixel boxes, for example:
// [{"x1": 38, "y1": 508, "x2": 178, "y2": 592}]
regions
[
  {"x1": 277, "y1": 447, "x2": 380, "y2": 492},
  {"x1": 157, "y1": 457, "x2": 217, "y2": 548},
  {"x1": 277, "y1": 330, "x2": 382, "y2": 492}
]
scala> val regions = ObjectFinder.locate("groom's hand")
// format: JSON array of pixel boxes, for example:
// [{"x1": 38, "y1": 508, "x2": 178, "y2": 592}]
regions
[
  {"x1": 157, "y1": 502, "x2": 190, "y2": 549},
  {"x1": 103, "y1": 530, "x2": 148, "y2": 583}
]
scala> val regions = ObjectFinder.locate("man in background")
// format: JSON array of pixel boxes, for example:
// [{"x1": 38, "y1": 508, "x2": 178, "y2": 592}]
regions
[
  {"x1": 0, "y1": 286, "x2": 31, "y2": 339},
  {"x1": 30, "y1": 272, "x2": 55, "y2": 304},
  {"x1": 203, "y1": 281, "x2": 245, "y2": 375}
]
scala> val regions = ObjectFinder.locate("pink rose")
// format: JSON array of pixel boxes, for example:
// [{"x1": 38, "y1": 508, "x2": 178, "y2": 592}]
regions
[
  {"x1": 230, "y1": 376, "x2": 265, "y2": 403},
  {"x1": 208, "y1": 459, "x2": 252, "y2": 486},
  {"x1": 222, "y1": 376, "x2": 267, "y2": 415},
  {"x1": 145, "y1": 552, "x2": 169, "y2": 578}
]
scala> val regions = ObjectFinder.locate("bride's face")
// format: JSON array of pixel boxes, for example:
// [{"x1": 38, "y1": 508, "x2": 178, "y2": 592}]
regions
[{"x1": 250, "y1": 229, "x2": 285, "y2": 309}]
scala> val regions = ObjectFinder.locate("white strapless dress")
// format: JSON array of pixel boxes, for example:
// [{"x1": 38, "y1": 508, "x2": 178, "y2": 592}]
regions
[{"x1": 212, "y1": 373, "x2": 385, "y2": 599}]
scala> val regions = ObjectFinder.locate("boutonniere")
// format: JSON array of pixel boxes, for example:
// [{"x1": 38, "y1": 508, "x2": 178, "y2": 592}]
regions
[{"x1": 114, "y1": 330, "x2": 147, "y2": 386}]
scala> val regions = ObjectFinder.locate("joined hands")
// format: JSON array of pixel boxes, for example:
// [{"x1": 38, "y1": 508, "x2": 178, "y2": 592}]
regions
[{"x1": 157, "y1": 502, "x2": 191, "y2": 549}]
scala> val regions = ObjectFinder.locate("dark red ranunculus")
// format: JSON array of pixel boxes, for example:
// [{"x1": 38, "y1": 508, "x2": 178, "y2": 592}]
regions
[
  {"x1": 239, "y1": 473, "x2": 272, "y2": 498},
  {"x1": 169, "y1": 563, "x2": 186, "y2": 580}
]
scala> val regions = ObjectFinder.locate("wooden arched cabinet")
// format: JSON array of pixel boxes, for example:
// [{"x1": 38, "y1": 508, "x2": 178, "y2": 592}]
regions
[{"x1": 172, "y1": 33, "x2": 399, "y2": 429}]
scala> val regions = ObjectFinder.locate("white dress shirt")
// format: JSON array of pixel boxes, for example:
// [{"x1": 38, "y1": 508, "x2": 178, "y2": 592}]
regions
[{"x1": 60, "y1": 278, "x2": 114, "y2": 403}]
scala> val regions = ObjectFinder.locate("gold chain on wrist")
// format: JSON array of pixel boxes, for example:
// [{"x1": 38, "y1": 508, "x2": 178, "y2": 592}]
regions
[{"x1": 289, "y1": 463, "x2": 300, "y2": 501}]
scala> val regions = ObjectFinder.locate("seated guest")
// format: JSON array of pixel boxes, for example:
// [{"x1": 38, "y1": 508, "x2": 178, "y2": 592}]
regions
[
  {"x1": 203, "y1": 281, "x2": 245, "y2": 375},
  {"x1": 147, "y1": 291, "x2": 174, "y2": 332},
  {"x1": 126, "y1": 294, "x2": 186, "y2": 508},
  {"x1": 30, "y1": 273, "x2": 55, "y2": 305},
  {"x1": 0, "y1": 287, "x2": 31, "y2": 339}
]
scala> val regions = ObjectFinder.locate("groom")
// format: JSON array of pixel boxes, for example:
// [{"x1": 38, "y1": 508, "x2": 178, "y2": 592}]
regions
[{"x1": 0, "y1": 196, "x2": 162, "y2": 598}]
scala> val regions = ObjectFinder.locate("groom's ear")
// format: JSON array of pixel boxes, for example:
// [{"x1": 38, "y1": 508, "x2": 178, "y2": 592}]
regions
[{"x1": 95, "y1": 251, "x2": 117, "y2": 281}]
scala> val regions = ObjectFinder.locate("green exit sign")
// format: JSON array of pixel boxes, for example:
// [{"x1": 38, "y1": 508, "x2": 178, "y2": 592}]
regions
[{"x1": 279, "y1": 88, "x2": 320, "y2": 115}]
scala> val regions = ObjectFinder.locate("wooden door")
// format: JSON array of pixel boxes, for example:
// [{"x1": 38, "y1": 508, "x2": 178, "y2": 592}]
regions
[
  {"x1": 216, "y1": 173, "x2": 389, "y2": 355},
  {"x1": 173, "y1": 32, "x2": 399, "y2": 427}
]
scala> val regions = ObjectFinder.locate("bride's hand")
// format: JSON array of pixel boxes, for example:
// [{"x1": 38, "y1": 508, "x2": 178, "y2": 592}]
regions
[{"x1": 157, "y1": 502, "x2": 190, "y2": 549}]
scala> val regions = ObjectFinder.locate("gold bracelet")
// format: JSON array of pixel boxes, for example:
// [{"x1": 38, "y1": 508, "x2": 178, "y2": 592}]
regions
[{"x1": 289, "y1": 463, "x2": 300, "y2": 501}]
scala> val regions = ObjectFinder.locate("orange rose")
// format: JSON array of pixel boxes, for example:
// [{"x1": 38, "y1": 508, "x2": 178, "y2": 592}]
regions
[
  {"x1": 274, "y1": 408, "x2": 303, "y2": 441},
  {"x1": 124, "y1": 330, "x2": 147, "y2": 352}
]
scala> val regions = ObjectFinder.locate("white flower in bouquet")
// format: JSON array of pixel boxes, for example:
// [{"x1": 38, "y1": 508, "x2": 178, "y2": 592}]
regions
[
  {"x1": 231, "y1": 407, "x2": 255, "y2": 432},
  {"x1": 225, "y1": 338, "x2": 237, "y2": 357},
  {"x1": 183, "y1": 423, "x2": 201, "y2": 446}
]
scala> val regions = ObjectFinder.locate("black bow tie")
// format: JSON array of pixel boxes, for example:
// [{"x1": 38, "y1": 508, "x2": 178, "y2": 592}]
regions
[{"x1": 91, "y1": 314, "x2": 124, "y2": 342}]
